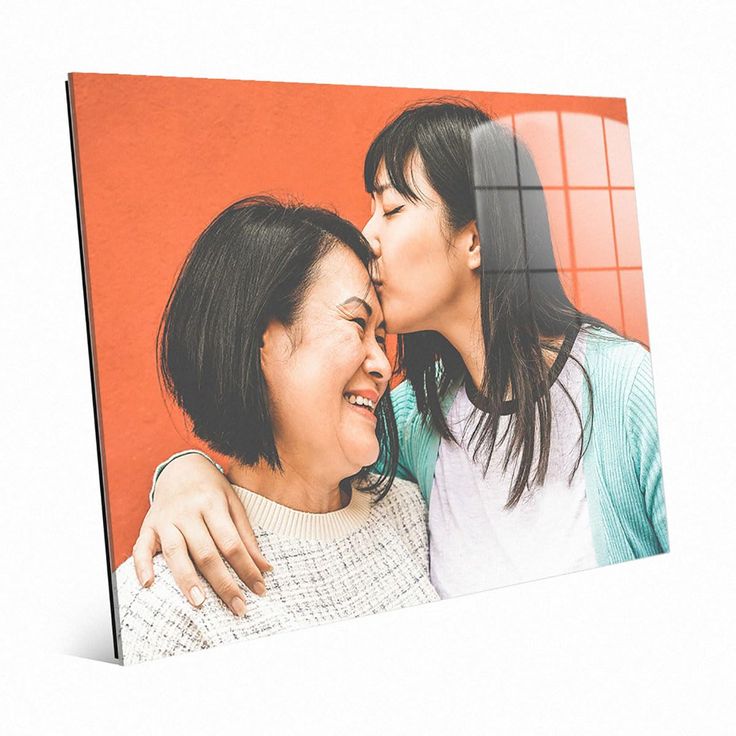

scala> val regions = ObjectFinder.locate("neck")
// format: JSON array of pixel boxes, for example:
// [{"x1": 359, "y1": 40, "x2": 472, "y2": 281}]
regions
[
  {"x1": 227, "y1": 458, "x2": 347, "y2": 513},
  {"x1": 434, "y1": 278, "x2": 568, "y2": 392},
  {"x1": 434, "y1": 277, "x2": 486, "y2": 389}
]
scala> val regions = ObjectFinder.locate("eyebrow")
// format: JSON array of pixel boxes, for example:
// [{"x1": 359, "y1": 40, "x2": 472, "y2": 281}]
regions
[
  {"x1": 372, "y1": 181, "x2": 394, "y2": 195},
  {"x1": 338, "y1": 296, "x2": 387, "y2": 332},
  {"x1": 339, "y1": 296, "x2": 372, "y2": 317}
]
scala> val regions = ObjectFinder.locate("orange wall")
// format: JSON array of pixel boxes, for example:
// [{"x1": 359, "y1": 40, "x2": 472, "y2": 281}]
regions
[{"x1": 69, "y1": 74, "x2": 643, "y2": 566}]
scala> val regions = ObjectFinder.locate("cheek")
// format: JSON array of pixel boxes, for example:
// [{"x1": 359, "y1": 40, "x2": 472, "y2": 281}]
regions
[
  {"x1": 305, "y1": 333, "x2": 365, "y2": 405},
  {"x1": 390, "y1": 211, "x2": 445, "y2": 270},
  {"x1": 388, "y1": 222, "x2": 450, "y2": 292},
  {"x1": 382, "y1": 251, "x2": 457, "y2": 334},
  {"x1": 267, "y1": 341, "x2": 350, "y2": 430},
  {"x1": 385, "y1": 218, "x2": 422, "y2": 268}
]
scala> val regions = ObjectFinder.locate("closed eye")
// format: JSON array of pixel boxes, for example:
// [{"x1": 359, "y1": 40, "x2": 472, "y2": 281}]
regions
[
  {"x1": 383, "y1": 205, "x2": 404, "y2": 218},
  {"x1": 351, "y1": 317, "x2": 367, "y2": 330}
]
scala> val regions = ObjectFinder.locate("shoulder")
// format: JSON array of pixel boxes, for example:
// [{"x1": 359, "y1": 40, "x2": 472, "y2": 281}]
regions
[
  {"x1": 116, "y1": 555, "x2": 186, "y2": 615},
  {"x1": 390, "y1": 371, "x2": 462, "y2": 426},
  {"x1": 365, "y1": 475, "x2": 426, "y2": 525},
  {"x1": 583, "y1": 326, "x2": 648, "y2": 365},
  {"x1": 388, "y1": 380, "x2": 422, "y2": 460},
  {"x1": 582, "y1": 327, "x2": 650, "y2": 395},
  {"x1": 115, "y1": 556, "x2": 207, "y2": 664},
  {"x1": 382, "y1": 475, "x2": 425, "y2": 506},
  {"x1": 362, "y1": 476, "x2": 429, "y2": 567},
  {"x1": 581, "y1": 329, "x2": 659, "y2": 448}
]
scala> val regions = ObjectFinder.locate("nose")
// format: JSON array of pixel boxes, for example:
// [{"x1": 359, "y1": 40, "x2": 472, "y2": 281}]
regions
[
  {"x1": 362, "y1": 215, "x2": 382, "y2": 258},
  {"x1": 365, "y1": 337, "x2": 391, "y2": 389}
]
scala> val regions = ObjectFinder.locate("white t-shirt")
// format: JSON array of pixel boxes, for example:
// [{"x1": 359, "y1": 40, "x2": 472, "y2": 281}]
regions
[{"x1": 428, "y1": 330, "x2": 598, "y2": 598}]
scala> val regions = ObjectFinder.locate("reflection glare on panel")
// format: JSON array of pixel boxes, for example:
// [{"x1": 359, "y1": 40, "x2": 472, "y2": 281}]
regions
[{"x1": 471, "y1": 111, "x2": 647, "y2": 343}]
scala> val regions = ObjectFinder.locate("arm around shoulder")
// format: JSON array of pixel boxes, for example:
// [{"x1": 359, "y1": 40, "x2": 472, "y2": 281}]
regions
[
  {"x1": 371, "y1": 380, "x2": 419, "y2": 482},
  {"x1": 383, "y1": 380, "x2": 419, "y2": 482},
  {"x1": 150, "y1": 449, "x2": 223, "y2": 504}
]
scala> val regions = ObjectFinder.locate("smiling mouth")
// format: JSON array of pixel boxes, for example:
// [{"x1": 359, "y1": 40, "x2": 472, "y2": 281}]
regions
[{"x1": 343, "y1": 393, "x2": 378, "y2": 422}]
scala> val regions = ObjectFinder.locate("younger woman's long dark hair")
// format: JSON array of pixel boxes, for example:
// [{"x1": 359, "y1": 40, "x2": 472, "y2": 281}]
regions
[{"x1": 364, "y1": 99, "x2": 615, "y2": 508}]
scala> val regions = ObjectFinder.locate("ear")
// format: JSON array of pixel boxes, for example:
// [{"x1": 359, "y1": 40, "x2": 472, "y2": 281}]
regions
[
  {"x1": 260, "y1": 319, "x2": 290, "y2": 369},
  {"x1": 455, "y1": 220, "x2": 481, "y2": 272}
]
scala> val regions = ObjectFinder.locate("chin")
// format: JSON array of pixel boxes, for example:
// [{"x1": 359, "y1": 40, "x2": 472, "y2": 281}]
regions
[
  {"x1": 383, "y1": 306, "x2": 416, "y2": 336},
  {"x1": 377, "y1": 300, "x2": 400, "y2": 333},
  {"x1": 346, "y1": 439, "x2": 380, "y2": 472}
]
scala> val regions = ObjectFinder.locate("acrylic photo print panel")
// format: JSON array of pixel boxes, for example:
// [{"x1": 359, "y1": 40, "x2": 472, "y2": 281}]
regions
[{"x1": 68, "y1": 73, "x2": 668, "y2": 665}]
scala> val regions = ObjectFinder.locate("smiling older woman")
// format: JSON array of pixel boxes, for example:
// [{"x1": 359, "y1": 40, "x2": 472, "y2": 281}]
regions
[{"x1": 114, "y1": 197, "x2": 438, "y2": 664}]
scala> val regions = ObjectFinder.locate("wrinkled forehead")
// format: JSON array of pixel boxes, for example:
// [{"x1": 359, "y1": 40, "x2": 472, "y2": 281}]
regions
[
  {"x1": 336, "y1": 276, "x2": 386, "y2": 328},
  {"x1": 305, "y1": 245, "x2": 383, "y2": 318}
]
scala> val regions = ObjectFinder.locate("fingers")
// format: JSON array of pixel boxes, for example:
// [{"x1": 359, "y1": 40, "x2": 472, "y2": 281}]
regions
[
  {"x1": 226, "y1": 490, "x2": 272, "y2": 574},
  {"x1": 158, "y1": 523, "x2": 217, "y2": 612},
  {"x1": 134, "y1": 457, "x2": 269, "y2": 616},
  {"x1": 203, "y1": 506, "x2": 269, "y2": 599},
  {"x1": 132, "y1": 524, "x2": 159, "y2": 588},
  {"x1": 173, "y1": 519, "x2": 248, "y2": 617}
]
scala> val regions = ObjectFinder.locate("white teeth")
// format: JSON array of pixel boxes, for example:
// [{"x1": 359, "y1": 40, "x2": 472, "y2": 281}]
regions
[{"x1": 345, "y1": 393, "x2": 375, "y2": 410}]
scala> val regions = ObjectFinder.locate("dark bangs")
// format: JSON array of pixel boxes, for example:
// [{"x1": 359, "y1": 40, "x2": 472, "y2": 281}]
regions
[
  {"x1": 364, "y1": 110, "x2": 425, "y2": 202},
  {"x1": 364, "y1": 98, "x2": 491, "y2": 231}
]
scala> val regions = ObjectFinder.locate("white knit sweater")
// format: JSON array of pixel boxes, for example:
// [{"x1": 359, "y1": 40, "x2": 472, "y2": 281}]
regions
[{"x1": 115, "y1": 477, "x2": 439, "y2": 665}]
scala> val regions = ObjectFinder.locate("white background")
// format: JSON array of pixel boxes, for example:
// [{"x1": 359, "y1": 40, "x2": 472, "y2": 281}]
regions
[{"x1": 1, "y1": 1, "x2": 735, "y2": 734}]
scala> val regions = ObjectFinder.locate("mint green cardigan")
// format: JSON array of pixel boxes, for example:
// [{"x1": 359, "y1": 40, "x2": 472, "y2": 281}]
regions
[{"x1": 382, "y1": 329, "x2": 669, "y2": 567}]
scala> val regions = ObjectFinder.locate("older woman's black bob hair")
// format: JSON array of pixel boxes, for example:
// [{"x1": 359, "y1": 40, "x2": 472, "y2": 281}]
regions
[
  {"x1": 159, "y1": 196, "x2": 399, "y2": 500},
  {"x1": 365, "y1": 100, "x2": 616, "y2": 508}
]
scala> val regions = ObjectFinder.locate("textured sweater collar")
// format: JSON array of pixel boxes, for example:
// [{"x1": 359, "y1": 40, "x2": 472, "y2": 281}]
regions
[{"x1": 230, "y1": 483, "x2": 373, "y2": 542}]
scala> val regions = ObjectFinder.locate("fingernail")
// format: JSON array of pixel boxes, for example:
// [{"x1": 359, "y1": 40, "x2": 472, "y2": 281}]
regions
[
  {"x1": 190, "y1": 586, "x2": 205, "y2": 607},
  {"x1": 253, "y1": 581, "x2": 266, "y2": 597},
  {"x1": 230, "y1": 596, "x2": 246, "y2": 617},
  {"x1": 141, "y1": 575, "x2": 153, "y2": 588}
]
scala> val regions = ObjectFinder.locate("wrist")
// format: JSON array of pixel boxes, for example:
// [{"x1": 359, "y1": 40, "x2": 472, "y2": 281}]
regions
[{"x1": 149, "y1": 450, "x2": 224, "y2": 504}]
